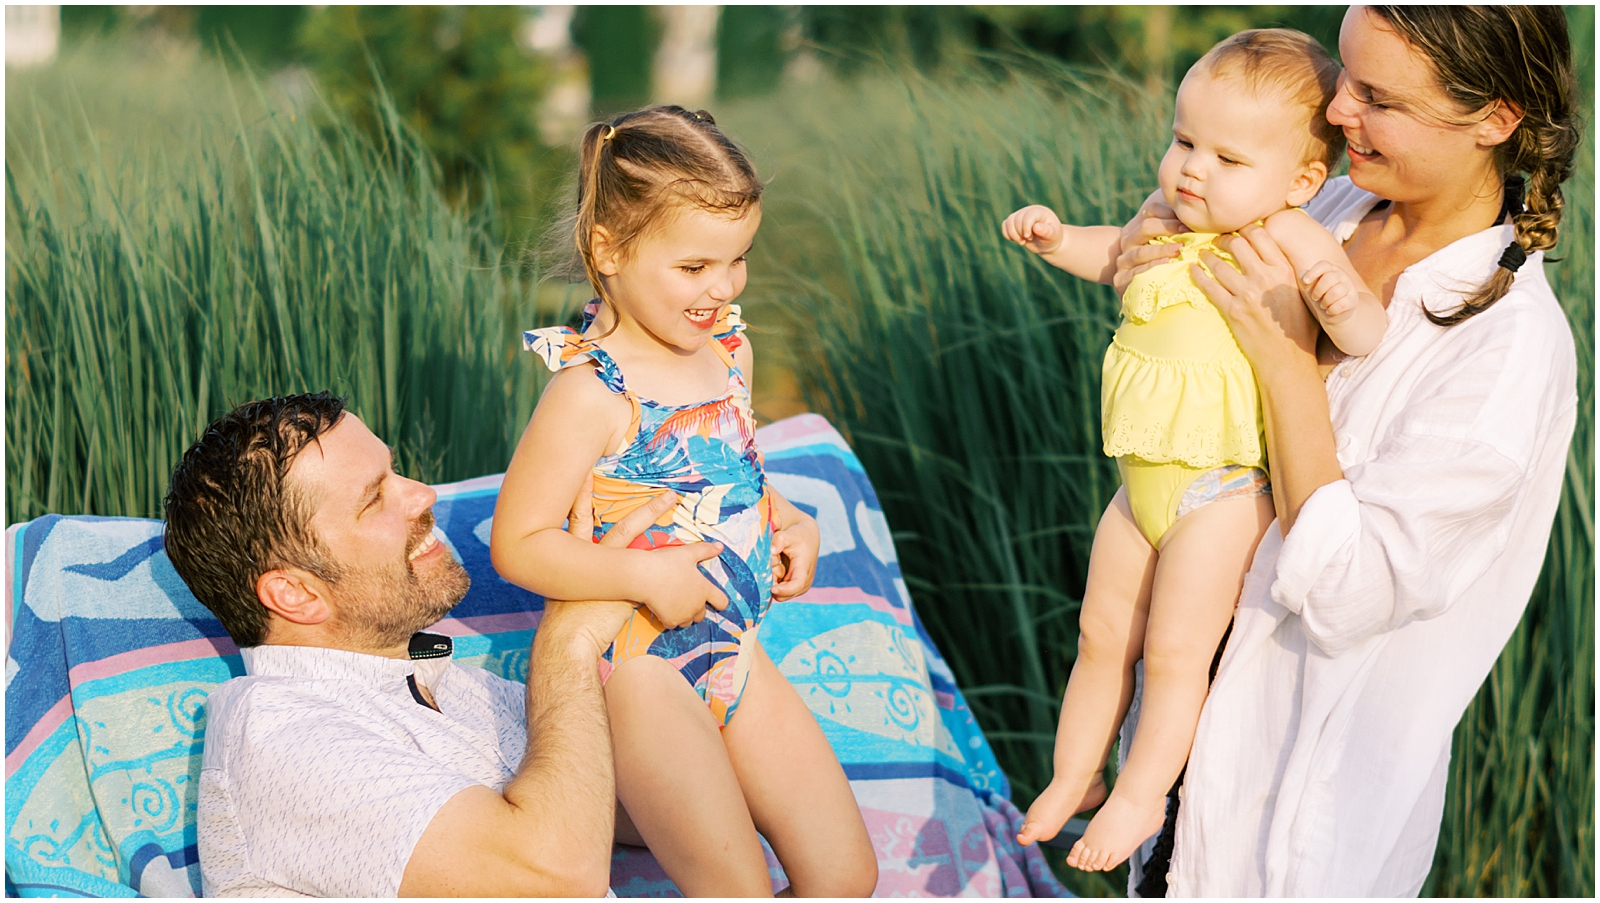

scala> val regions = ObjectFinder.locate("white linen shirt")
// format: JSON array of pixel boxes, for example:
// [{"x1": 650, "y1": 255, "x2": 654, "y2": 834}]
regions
[
  {"x1": 1169, "y1": 178, "x2": 1579, "y2": 896},
  {"x1": 198, "y1": 642, "x2": 528, "y2": 897}
]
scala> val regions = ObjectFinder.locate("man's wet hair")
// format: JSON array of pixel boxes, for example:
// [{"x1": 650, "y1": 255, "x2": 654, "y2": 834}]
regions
[{"x1": 164, "y1": 392, "x2": 348, "y2": 647}]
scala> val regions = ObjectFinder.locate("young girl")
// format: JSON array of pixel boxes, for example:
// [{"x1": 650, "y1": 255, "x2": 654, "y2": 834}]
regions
[
  {"x1": 489, "y1": 105, "x2": 876, "y2": 897},
  {"x1": 1001, "y1": 30, "x2": 1388, "y2": 872}
]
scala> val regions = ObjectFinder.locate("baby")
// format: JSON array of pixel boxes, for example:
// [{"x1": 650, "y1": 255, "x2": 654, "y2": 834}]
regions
[{"x1": 1002, "y1": 29, "x2": 1385, "y2": 870}]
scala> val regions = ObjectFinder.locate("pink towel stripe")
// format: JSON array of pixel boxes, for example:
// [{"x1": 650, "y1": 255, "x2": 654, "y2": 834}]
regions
[
  {"x1": 67, "y1": 636, "x2": 239, "y2": 687},
  {"x1": 427, "y1": 611, "x2": 542, "y2": 637},
  {"x1": 793, "y1": 586, "x2": 912, "y2": 625},
  {"x1": 753, "y1": 413, "x2": 844, "y2": 453},
  {"x1": 6, "y1": 696, "x2": 73, "y2": 777}
]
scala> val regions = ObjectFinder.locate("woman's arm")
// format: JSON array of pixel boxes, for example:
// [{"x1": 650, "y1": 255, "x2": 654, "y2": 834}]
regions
[
  {"x1": 489, "y1": 367, "x2": 727, "y2": 627},
  {"x1": 1189, "y1": 225, "x2": 1346, "y2": 533},
  {"x1": 1189, "y1": 225, "x2": 1558, "y2": 656}
]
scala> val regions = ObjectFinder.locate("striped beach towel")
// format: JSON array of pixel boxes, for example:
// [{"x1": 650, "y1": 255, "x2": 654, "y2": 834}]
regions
[{"x1": 5, "y1": 414, "x2": 1066, "y2": 897}]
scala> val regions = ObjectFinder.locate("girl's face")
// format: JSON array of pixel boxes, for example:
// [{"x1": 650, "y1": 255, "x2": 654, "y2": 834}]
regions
[
  {"x1": 1325, "y1": 7, "x2": 1509, "y2": 205},
  {"x1": 1158, "y1": 69, "x2": 1327, "y2": 234},
  {"x1": 595, "y1": 204, "x2": 761, "y2": 356}
]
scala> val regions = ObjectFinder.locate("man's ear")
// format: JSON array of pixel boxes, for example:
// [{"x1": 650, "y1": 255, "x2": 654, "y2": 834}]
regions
[
  {"x1": 256, "y1": 567, "x2": 333, "y2": 627},
  {"x1": 591, "y1": 225, "x2": 621, "y2": 277},
  {"x1": 1286, "y1": 159, "x2": 1330, "y2": 208},
  {"x1": 1475, "y1": 99, "x2": 1524, "y2": 149}
]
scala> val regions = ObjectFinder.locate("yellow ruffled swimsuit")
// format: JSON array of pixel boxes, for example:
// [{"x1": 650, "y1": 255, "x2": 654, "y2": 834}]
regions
[{"x1": 1103, "y1": 232, "x2": 1267, "y2": 546}]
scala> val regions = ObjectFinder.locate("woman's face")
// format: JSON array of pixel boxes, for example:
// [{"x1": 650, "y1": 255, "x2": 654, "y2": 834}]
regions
[{"x1": 1326, "y1": 6, "x2": 1505, "y2": 204}]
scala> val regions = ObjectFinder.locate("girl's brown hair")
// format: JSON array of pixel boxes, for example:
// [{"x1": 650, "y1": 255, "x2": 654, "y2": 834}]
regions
[
  {"x1": 571, "y1": 105, "x2": 762, "y2": 319},
  {"x1": 1370, "y1": 6, "x2": 1580, "y2": 327}
]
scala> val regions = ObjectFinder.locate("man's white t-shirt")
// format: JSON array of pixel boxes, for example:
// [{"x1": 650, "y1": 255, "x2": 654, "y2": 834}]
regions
[{"x1": 198, "y1": 639, "x2": 527, "y2": 897}]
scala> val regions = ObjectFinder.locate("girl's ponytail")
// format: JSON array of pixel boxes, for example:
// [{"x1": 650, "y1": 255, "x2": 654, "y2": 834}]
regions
[{"x1": 558, "y1": 106, "x2": 762, "y2": 330}]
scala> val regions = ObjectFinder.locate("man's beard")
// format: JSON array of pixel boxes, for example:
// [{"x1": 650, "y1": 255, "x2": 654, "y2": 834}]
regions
[{"x1": 328, "y1": 511, "x2": 471, "y2": 652}]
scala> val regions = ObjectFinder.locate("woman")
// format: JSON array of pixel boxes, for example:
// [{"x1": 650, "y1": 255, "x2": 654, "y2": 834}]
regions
[{"x1": 1113, "y1": 6, "x2": 1580, "y2": 895}]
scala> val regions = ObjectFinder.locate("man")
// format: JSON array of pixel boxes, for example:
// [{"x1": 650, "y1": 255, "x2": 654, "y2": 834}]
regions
[{"x1": 163, "y1": 392, "x2": 726, "y2": 896}]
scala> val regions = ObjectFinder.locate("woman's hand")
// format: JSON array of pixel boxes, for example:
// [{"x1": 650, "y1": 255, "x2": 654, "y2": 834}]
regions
[
  {"x1": 1189, "y1": 225, "x2": 1321, "y2": 376},
  {"x1": 1111, "y1": 196, "x2": 1185, "y2": 296}
]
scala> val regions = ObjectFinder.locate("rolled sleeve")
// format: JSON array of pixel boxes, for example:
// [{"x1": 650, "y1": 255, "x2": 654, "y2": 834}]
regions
[{"x1": 1271, "y1": 438, "x2": 1522, "y2": 655}]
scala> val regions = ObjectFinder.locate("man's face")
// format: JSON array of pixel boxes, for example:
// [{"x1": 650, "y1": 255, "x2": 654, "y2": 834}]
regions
[{"x1": 289, "y1": 414, "x2": 469, "y2": 652}]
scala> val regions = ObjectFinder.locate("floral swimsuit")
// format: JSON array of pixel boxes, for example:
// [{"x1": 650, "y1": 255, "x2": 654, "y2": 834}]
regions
[{"x1": 524, "y1": 301, "x2": 776, "y2": 726}]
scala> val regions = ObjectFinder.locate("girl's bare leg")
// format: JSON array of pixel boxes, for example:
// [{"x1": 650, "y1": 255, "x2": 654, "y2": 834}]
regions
[
  {"x1": 721, "y1": 642, "x2": 878, "y2": 897},
  {"x1": 1017, "y1": 489, "x2": 1158, "y2": 847},
  {"x1": 606, "y1": 655, "x2": 775, "y2": 896},
  {"x1": 1067, "y1": 493, "x2": 1274, "y2": 871}
]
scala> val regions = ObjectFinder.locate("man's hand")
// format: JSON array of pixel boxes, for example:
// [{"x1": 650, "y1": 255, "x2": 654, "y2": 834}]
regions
[
  {"x1": 1299, "y1": 260, "x2": 1360, "y2": 324},
  {"x1": 1001, "y1": 205, "x2": 1067, "y2": 256}
]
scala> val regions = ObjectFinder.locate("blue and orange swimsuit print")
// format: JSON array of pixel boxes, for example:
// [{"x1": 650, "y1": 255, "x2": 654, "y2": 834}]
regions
[{"x1": 524, "y1": 301, "x2": 777, "y2": 726}]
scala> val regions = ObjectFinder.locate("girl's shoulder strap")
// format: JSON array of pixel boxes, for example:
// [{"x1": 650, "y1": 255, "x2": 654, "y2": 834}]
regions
[
  {"x1": 709, "y1": 304, "x2": 748, "y2": 371},
  {"x1": 522, "y1": 324, "x2": 628, "y2": 396}
]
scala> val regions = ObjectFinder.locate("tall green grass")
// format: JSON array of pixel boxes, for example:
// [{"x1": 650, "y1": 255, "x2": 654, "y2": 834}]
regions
[
  {"x1": 771, "y1": 62, "x2": 1594, "y2": 896},
  {"x1": 6, "y1": 46, "x2": 542, "y2": 524}
]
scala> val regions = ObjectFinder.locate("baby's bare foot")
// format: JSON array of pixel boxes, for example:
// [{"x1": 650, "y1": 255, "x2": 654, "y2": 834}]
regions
[
  {"x1": 1015, "y1": 773, "x2": 1109, "y2": 846},
  {"x1": 1064, "y1": 792, "x2": 1166, "y2": 872}
]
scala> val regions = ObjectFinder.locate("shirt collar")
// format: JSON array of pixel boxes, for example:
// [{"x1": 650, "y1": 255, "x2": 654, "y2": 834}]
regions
[
  {"x1": 240, "y1": 633, "x2": 457, "y2": 687},
  {"x1": 1329, "y1": 188, "x2": 1529, "y2": 320}
]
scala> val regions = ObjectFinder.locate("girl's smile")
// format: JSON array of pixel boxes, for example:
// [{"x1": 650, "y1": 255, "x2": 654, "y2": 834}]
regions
[{"x1": 593, "y1": 205, "x2": 762, "y2": 357}]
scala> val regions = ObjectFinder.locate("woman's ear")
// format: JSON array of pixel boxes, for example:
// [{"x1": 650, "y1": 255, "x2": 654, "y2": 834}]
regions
[
  {"x1": 256, "y1": 567, "x2": 332, "y2": 628},
  {"x1": 1475, "y1": 99, "x2": 1525, "y2": 149},
  {"x1": 591, "y1": 225, "x2": 620, "y2": 277},
  {"x1": 1286, "y1": 159, "x2": 1330, "y2": 208}
]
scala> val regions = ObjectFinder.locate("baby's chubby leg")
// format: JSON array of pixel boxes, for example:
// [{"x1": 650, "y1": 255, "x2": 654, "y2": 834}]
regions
[
  {"x1": 605, "y1": 655, "x2": 776, "y2": 896},
  {"x1": 1067, "y1": 492, "x2": 1274, "y2": 872},
  {"x1": 721, "y1": 642, "x2": 878, "y2": 897},
  {"x1": 1017, "y1": 488, "x2": 1157, "y2": 848}
]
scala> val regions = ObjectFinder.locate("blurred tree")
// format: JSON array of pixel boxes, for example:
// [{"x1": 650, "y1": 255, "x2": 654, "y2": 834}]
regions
[
  {"x1": 571, "y1": 5, "x2": 660, "y2": 117},
  {"x1": 297, "y1": 6, "x2": 559, "y2": 241},
  {"x1": 718, "y1": 6, "x2": 797, "y2": 99},
  {"x1": 802, "y1": 6, "x2": 983, "y2": 75},
  {"x1": 799, "y1": 6, "x2": 1349, "y2": 88},
  {"x1": 196, "y1": 6, "x2": 306, "y2": 69}
]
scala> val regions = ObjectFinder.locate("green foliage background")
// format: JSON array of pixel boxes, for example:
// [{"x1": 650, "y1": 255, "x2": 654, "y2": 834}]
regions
[{"x1": 9, "y1": 6, "x2": 1595, "y2": 898}]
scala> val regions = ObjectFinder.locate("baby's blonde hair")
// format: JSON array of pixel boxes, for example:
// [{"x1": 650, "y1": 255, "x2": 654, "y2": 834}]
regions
[{"x1": 1194, "y1": 29, "x2": 1345, "y2": 170}]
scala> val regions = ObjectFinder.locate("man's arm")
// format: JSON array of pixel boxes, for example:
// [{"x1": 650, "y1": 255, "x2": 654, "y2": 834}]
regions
[{"x1": 400, "y1": 486, "x2": 677, "y2": 896}]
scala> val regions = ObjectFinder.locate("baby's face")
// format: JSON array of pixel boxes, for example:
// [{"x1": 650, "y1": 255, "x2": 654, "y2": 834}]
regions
[{"x1": 1158, "y1": 70, "x2": 1323, "y2": 234}]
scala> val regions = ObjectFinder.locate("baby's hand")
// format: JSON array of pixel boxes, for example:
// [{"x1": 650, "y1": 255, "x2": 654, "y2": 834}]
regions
[
  {"x1": 1300, "y1": 260, "x2": 1360, "y2": 324},
  {"x1": 1002, "y1": 205, "x2": 1066, "y2": 256},
  {"x1": 636, "y1": 541, "x2": 728, "y2": 629}
]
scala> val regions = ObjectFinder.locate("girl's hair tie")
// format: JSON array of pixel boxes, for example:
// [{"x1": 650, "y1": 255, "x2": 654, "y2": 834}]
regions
[
  {"x1": 602, "y1": 125, "x2": 617, "y2": 142},
  {"x1": 1497, "y1": 241, "x2": 1527, "y2": 273}
]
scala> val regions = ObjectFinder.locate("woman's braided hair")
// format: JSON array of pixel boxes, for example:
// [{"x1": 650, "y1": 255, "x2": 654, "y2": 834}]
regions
[
  {"x1": 1370, "y1": 6, "x2": 1580, "y2": 327},
  {"x1": 568, "y1": 105, "x2": 762, "y2": 331}
]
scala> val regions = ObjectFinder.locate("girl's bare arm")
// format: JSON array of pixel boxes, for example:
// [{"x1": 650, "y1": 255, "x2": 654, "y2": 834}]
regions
[{"x1": 489, "y1": 366, "x2": 727, "y2": 627}]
